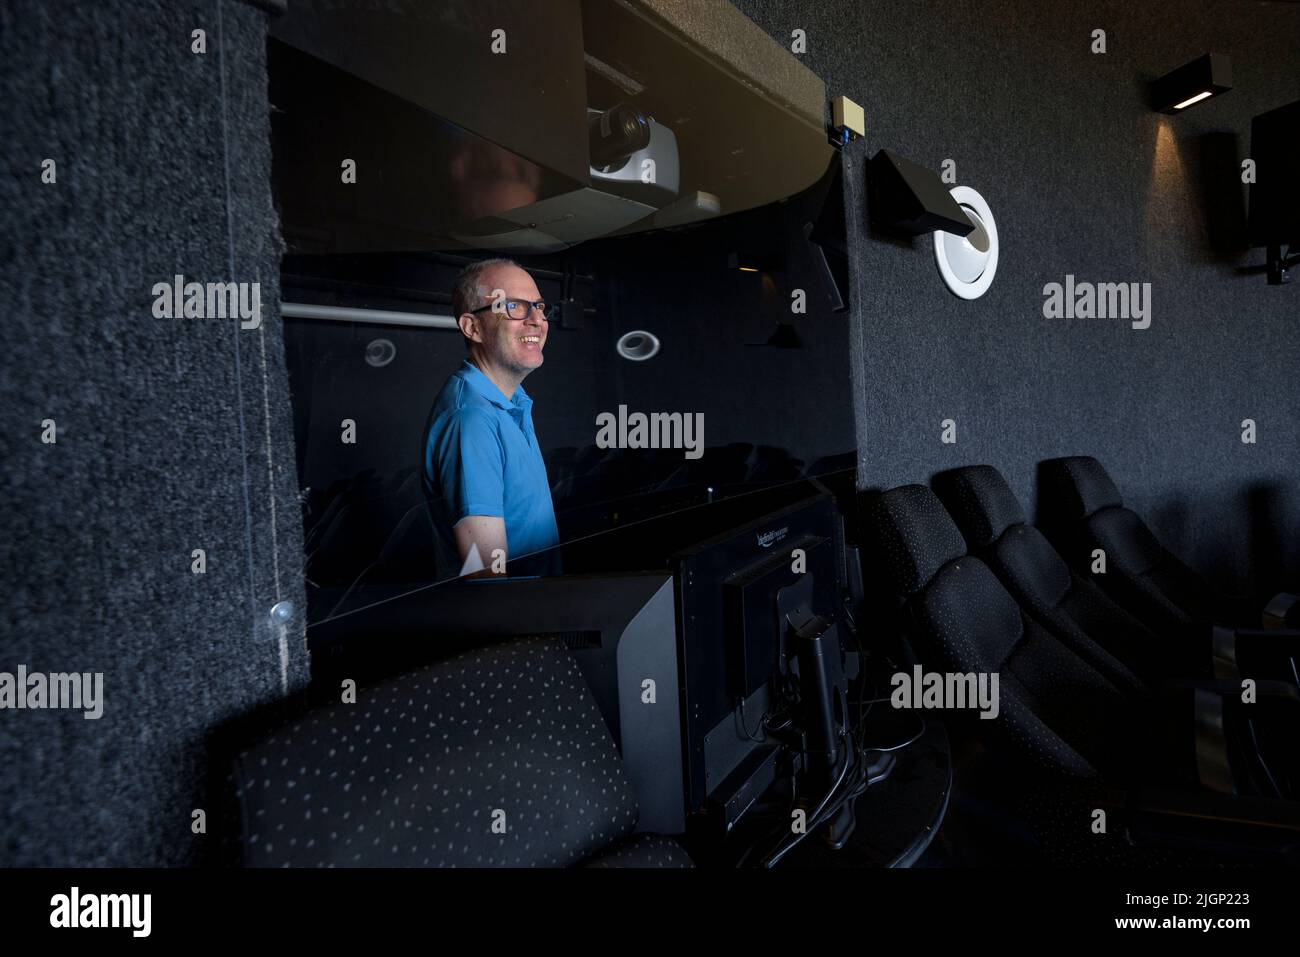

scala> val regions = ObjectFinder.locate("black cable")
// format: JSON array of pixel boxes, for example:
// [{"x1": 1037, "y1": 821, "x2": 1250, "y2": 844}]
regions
[
  {"x1": 765, "y1": 714, "x2": 794, "y2": 733},
  {"x1": 743, "y1": 614, "x2": 880, "y2": 867},
  {"x1": 772, "y1": 739, "x2": 870, "y2": 867},
  {"x1": 854, "y1": 675, "x2": 882, "y2": 742},
  {"x1": 763, "y1": 740, "x2": 858, "y2": 868},
  {"x1": 737, "y1": 694, "x2": 768, "y2": 743},
  {"x1": 761, "y1": 696, "x2": 872, "y2": 869},
  {"x1": 740, "y1": 699, "x2": 877, "y2": 869},
  {"x1": 856, "y1": 693, "x2": 896, "y2": 705},
  {"x1": 863, "y1": 715, "x2": 927, "y2": 753},
  {"x1": 1244, "y1": 715, "x2": 1283, "y2": 800}
]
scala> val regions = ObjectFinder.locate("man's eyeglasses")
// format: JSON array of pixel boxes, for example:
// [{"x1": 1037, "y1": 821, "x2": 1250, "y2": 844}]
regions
[{"x1": 470, "y1": 298, "x2": 554, "y2": 321}]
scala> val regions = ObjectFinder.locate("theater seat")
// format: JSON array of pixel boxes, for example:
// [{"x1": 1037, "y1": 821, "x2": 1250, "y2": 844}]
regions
[
  {"x1": 228, "y1": 637, "x2": 691, "y2": 868},
  {"x1": 866, "y1": 485, "x2": 1155, "y2": 783},
  {"x1": 582, "y1": 833, "x2": 694, "y2": 868},
  {"x1": 934, "y1": 464, "x2": 1199, "y2": 681},
  {"x1": 866, "y1": 484, "x2": 1300, "y2": 861},
  {"x1": 1037, "y1": 456, "x2": 1215, "y2": 640}
]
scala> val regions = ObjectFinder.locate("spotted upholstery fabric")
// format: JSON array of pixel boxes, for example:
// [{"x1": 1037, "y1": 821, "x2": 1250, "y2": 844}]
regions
[
  {"x1": 1039, "y1": 456, "x2": 1215, "y2": 641},
  {"x1": 1010, "y1": 780, "x2": 1219, "y2": 867},
  {"x1": 231, "y1": 637, "x2": 684, "y2": 868},
  {"x1": 936, "y1": 465, "x2": 1175, "y2": 684},
  {"x1": 1038, "y1": 455, "x2": 1123, "y2": 521},
  {"x1": 917, "y1": 558, "x2": 1142, "y2": 780},
  {"x1": 869, "y1": 486, "x2": 1156, "y2": 782},
  {"x1": 582, "y1": 833, "x2": 695, "y2": 868},
  {"x1": 868, "y1": 484, "x2": 968, "y2": 596},
  {"x1": 933, "y1": 465, "x2": 1026, "y2": 549}
]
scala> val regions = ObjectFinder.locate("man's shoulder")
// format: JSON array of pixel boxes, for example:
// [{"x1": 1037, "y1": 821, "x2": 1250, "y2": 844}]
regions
[
  {"x1": 431, "y1": 368, "x2": 497, "y2": 417},
  {"x1": 428, "y1": 392, "x2": 501, "y2": 442}
]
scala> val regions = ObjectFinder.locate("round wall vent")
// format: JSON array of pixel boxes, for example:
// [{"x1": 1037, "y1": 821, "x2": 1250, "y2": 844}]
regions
[
  {"x1": 934, "y1": 185, "x2": 998, "y2": 299},
  {"x1": 616, "y1": 330, "x2": 660, "y2": 361},
  {"x1": 365, "y1": 338, "x2": 397, "y2": 367}
]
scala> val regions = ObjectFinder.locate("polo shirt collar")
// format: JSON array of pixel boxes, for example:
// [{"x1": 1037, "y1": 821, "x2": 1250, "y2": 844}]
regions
[{"x1": 460, "y1": 358, "x2": 531, "y2": 412}]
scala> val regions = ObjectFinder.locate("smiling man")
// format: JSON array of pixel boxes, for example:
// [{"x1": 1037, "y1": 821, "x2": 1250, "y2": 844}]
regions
[{"x1": 422, "y1": 258, "x2": 560, "y2": 578}]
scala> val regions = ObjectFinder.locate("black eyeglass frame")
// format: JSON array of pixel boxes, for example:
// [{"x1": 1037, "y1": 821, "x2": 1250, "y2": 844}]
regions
[{"x1": 468, "y1": 298, "x2": 553, "y2": 321}]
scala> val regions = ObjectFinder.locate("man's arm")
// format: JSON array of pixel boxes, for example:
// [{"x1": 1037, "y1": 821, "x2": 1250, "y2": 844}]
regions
[
  {"x1": 453, "y1": 515, "x2": 508, "y2": 578},
  {"x1": 427, "y1": 407, "x2": 508, "y2": 578}
]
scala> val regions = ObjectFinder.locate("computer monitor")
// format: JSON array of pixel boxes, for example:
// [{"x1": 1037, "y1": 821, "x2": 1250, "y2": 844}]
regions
[
  {"x1": 670, "y1": 491, "x2": 849, "y2": 831},
  {"x1": 308, "y1": 479, "x2": 854, "y2": 841}
]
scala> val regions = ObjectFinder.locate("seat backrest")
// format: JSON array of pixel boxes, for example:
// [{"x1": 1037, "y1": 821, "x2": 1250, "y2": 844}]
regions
[
  {"x1": 1038, "y1": 456, "x2": 1213, "y2": 634},
  {"x1": 230, "y1": 637, "x2": 640, "y2": 867},
  {"x1": 935, "y1": 465, "x2": 1160, "y2": 686},
  {"x1": 867, "y1": 485, "x2": 1139, "y2": 780}
]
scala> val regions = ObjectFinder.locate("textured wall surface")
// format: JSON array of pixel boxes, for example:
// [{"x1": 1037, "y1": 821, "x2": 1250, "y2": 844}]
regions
[
  {"x1": 0, "y1": 0, "x2": 307, "y2": 865},
  {"x1": 637, "y1": 0, "x2": 826, "y2": 128},
  {"x1": 1, "y1": 0, "x2": 1295, "y2": 868},
  {"x1": 734, "y1": 0, "x2": 1300, "y2": 601}
]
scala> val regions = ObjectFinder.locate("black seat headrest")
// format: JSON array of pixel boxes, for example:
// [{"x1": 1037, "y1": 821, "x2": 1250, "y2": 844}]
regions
[
  {"x1": 1039, "y1": 456, "x2": 1123, "y2": 520},
  {"x1": 231, "y1": 637, "x2": 639, "y2": 868},
  {"x1": 933, "y1": 465, "x2": 1026, "y2": 549},
  {"x1": 867, "y1": 485, "x2": 968, "y2": 596}
]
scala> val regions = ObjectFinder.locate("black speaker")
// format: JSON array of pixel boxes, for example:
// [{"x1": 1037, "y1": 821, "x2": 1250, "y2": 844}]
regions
[
  {"x1": 868, "y1": 149, "x2": 974, "y2": 237},
  {"x1": 1249, "y1": 100, "x2": 1300, "y2": 248},
  {"x1": 1248, "y1": 99, "x2": 1300, "y2": 284}
]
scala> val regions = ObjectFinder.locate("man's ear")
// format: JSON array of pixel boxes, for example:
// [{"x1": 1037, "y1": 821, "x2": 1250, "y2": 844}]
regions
[{"x1": 457, "y1": 312, "x2": 480, "y2": 343}]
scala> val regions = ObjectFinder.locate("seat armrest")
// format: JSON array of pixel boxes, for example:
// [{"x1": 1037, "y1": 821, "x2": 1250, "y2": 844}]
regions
[
  {"x1": 1210, "y1": 625, "x2": 1300, "y2": 680},
  {"x1": 1097, "y1": 786, "x2": 1300, "y2": 862},
  {"x1": 1263, "y1": 592, "x2": 1300, "y2": 629},
  {"x1": 1158, "y1": 676, "x2": 1300, "y2": 702},
  {"x1": 1151, "y1": 681, "x2": 1299, "y2": 796},
  {"x1": 1128, "y1": 787, "x2": 1300, "y2": 830},
  {"x1": 1233, "y1": 626, "x2": 1300, "y2": 641},
  {"x1": 1194, "y1": 688, "x2": 1234, "y2": 795}
]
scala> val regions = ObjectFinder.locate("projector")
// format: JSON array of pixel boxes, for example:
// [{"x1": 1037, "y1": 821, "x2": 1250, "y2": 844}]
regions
[{"x1": 587, "y1": 104, "x2": 680, "y2": 207}]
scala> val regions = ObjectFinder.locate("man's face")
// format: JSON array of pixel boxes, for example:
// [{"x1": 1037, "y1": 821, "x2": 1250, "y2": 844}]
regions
[{"x1": 466, "y1": 264, "x2": 547, "y2": 378}]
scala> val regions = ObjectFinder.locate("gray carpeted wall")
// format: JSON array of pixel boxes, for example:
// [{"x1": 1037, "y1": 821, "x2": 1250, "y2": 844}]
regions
[
  {"x1": 734, "y1": 0, "x2": 1300, "y2": 599},
  {"x1": 0, "y1": 0, "x2": 307, "y2": 865}
]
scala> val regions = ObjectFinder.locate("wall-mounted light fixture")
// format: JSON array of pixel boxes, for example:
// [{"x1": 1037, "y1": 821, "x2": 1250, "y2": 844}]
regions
[
  {"x1": 934, "y1": 186, "x2": 999, "y2": 300},
  {"x1": 727, "y1": 251, "x2": 780, "y2": 273},
  {"x1": 868, "y1": 150, "x2": 974, "y2": 237},
  {"x1": 1149, "y1": 53, "x2": 1232, "y2": 114}
]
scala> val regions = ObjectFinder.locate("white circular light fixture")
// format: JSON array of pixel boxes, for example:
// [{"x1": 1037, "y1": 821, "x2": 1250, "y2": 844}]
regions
[
  {"x1": 934, "y1": 185, "x2": 998, "y2": 299},
  {"x1": 364, "y1": 337, "x2": 397, "y2": 367},
  {"x1": 616, "y1": 330, "x2": 660, "y2": 361}
]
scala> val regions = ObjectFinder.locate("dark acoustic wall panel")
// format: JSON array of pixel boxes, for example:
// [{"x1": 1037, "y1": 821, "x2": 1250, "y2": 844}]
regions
[
  {"x1": 0, "y1": 0, "x2": 308, "y2": 865},
  {"x1": 634, "y1": 0, "x2": 825, "y2": 131},
  {"x1": 733, "y1": 0, "x2": 1300, "y2": 603}
]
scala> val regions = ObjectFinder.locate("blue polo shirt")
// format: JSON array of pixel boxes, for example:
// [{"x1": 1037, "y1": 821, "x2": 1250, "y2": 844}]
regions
[{"x1": 422, "y1": 359, "x2": 559, "y2": 576}]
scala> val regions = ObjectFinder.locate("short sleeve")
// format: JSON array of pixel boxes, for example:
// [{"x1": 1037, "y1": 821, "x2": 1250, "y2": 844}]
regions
[{"x1": 426, "y1": 407, "x2": 506, "y2": 523}]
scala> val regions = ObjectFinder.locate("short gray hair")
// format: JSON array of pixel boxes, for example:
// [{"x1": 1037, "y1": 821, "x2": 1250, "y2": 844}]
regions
[{"x1": 452, "y1": 257, "x2": 522, "y2": 320}]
